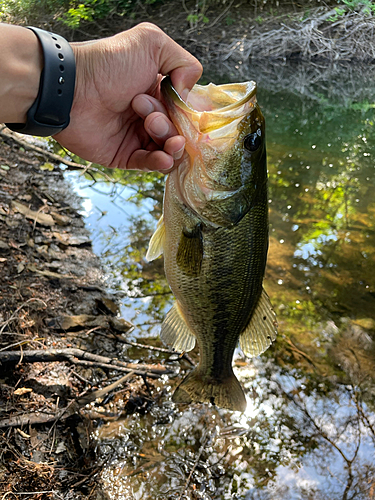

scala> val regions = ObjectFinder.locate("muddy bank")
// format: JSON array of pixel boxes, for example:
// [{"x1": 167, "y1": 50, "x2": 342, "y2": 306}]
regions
[{"x1": 0, "y1": 132, "x2": 183, "y2": 499}]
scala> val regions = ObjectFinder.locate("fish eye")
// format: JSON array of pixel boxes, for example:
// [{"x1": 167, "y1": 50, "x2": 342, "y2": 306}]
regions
[{"x1": 244, "y1": 132, "x2": 262, "y2": 152}]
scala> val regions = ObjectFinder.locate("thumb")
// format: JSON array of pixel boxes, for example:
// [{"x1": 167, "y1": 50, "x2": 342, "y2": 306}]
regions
[{"x1": 158, "y1": 33, "x2": 202, "y2": 100}]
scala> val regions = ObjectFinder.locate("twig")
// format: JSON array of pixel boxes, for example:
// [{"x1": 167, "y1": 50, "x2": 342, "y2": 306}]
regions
[
  {"x1": 2, "y1": 493, "x2": 55, "y2": 498},
  {"x1": 0, "y1": 298, "x2": 47, "y2": 334},
  {"x1": 206, "y1": 0, "x2": 234, "y2": 29},
  {"x1": 274, "y1": 378, "x2": 353, "y2": 465},
  {"x1": 0, "y1": 130, "x2": 84, "y2": 169},
  {"x1": 103, "y1": 331, "x2": 196, "y2": 366},
  {"x1": 0, "y1": 348, "x2": 174, "y2": 378},
  {"x1": 0, "y1": 372, "x2": 135, "y2": 429},
  {"x1": 70, "y1": 466, "x2": 102, "y2": 489},
  {"x1": 282, "y1": 335, "x2": 316, "y2": 368},
  {"x1": 178, "y1": 433, "x2": 209, "y2": 500},
  {"x1": 0, "y1": 130, "x2": 115, "y2": 184},
  {"x1": 76, "y1": 371, "x2": 135, "y2": 407}
]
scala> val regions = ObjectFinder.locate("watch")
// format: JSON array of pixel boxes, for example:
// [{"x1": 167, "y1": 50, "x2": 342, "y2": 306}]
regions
[{"x1": 6, "y1": 27, "x2": 76, "y2": 137}]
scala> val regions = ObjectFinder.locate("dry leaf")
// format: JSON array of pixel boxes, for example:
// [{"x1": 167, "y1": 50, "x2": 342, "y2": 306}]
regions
[
  {"x1": 16, "y1": 428, "x2": 31, "y2": 439},
  {"x1": 12, "y1": 200, "x2": 55, "y2": 226},
  {"x1": 14, "y1": 387, "x2": 33, "y2": 396},
  {"x1": 46, "y1": 314, "x2": 133, "y2": 333},
  {"x1": 17, "y1": 263, "x2": 25, "y2": 273},
  {"x1": 52, "y1": 232, "x2": 91, "y2": 246},
  {"x1": 0, "y1": 238, "x2": 9, "y2": 249},
  {"x1": 50, "y1": 212, "x2": 71, "y2": 226},
  {"x1": 47, "y1": 314, "x2": 108, "y2": 330},
  {"x1": 27, "y1": 263, "x2": 72, "y2": 279}
]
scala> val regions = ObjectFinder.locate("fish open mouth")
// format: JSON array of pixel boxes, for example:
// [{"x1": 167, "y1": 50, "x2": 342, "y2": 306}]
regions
[{"x1": 161, "y1": 77, "x2": 257, "y2": 137}]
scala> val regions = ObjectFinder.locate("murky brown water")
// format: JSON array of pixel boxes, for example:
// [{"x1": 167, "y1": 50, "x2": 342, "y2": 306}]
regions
[{"x1": 66, "y1": 65, "x2": 375, "y2": 499}]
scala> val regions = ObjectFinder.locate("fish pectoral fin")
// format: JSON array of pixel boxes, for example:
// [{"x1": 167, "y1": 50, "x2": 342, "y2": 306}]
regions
[
  {"x1": 176, "y1": 223, "x2": 203, "y2": 276},
  {"x1": 146, "y1": 215, "x2": 165, "y2": 261},
  {"x1": 161, "y1": 302, "x2": 196, "y2": 352},
  {"x1": 240, "y1": 288, "x2": 278, "y2": 357}
]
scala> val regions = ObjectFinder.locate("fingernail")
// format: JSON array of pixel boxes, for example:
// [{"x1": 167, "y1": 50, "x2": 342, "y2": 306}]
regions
[
  {"x1": 159, "y1": 157, "x2": 174, "y2": 171},
  {"x1": 172, "y1": 145, "x2": 185, "y2": 160},
  {"x1": 149, "y1": 115, "x2": 170, "y2": 137},
  {"x1": 137, "y1": 97, "x2": 153, "y2": 117},
  {"x1": 180, "y1": 88, "x2": 189, "y2": 102}
]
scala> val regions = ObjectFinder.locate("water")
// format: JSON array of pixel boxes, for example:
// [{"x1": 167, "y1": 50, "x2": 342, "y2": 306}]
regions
[{"x1": 64, "y1": 64, "x2": 375, "y2": 499}]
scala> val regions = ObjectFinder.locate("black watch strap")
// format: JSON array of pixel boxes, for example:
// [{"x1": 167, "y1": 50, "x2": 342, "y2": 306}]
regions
[{"x1": 6, "y1": 27, "x2": 76, "y2": 137}]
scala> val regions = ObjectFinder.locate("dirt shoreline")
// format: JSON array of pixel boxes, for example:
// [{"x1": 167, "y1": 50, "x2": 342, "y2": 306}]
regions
[{"x1": 0, "y1": 132, "x2": 181, "y2": 499}]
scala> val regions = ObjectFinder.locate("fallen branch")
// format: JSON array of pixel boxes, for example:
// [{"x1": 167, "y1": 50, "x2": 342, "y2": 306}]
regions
[
  {"x1": 0, "y1": 130, "x2": 86, "y2": 170},
  {"x1": 0, "y1": 348, "x2": 174, "y2": 378},
  {"x1": 0, "y1": 129, "x2": 115, "y2": 184},
  {"x1": 76, "y1": 371, "x2": 135, "y2": 407},
  {"x1": 0, "y1": 412, "x2": 58, "y2": 429},
  {"x1": 220, "y1": 7, "x2": 375, "y2": 62},
  {"x1": 0, "y1": 371, "x2": 136, "y2": 429},
  {"x1": 101, "y1": 331, "x2": 196, "y2": 366}
]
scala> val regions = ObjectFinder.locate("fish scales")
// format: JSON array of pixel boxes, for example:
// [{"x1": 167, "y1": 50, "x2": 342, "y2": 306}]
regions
[{"x1": 147, "y1": 77, "x2": 277, "y2": 412}]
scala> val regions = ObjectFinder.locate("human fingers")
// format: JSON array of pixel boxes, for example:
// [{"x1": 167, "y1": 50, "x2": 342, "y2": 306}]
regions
[
  {"x1": 126, "y1": 149, "x2": 174, "y2": 172},
  {"x1": 136, "y1": 23, "x2": 202, "y2": 101},
  {"x1": 144, "y1": 111, "x2": 183, "y2": 149},
  {"x1": 163, "y1": 136, "x2": 185, "y2": 161},
  {"x1": 157, "y1": 30, "x2": 203, "y2": 100},
  {"x1": 132, "y1": 94, "x2": 168, "y2": 119},
  {"x1": 133, "y1": 95, "x2": 185, "y2": 152},
  {"x1": 133, "y1": 95, "x2": 180, "y2": 139}
]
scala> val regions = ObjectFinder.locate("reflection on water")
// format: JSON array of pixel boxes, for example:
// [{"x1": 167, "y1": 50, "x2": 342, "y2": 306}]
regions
[{"x1": 65, "y1": 65, "x2": 375, "y2": 499}]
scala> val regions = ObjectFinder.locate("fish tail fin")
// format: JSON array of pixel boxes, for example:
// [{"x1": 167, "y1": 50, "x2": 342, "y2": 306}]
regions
[{"x1": 172, "y1": 368, "x2": 246, "y2": 412}]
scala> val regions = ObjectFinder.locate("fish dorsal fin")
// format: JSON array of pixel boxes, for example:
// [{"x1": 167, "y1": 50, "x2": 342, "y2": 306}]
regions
[
  {"x1": 146, "y1": 215, "x2": 165, "y2": 261},
  {"x1": 176, "y1": 224, "x2": 203, "y2": 276},
  {"x1": 240, "y1": 288, "x2": 278, "y2": 358},
  {"x1": 161, "y1": 302, "x2": 196, "y2": 352}
]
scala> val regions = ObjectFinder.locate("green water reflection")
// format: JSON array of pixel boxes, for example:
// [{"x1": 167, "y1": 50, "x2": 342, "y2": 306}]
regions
[{"x1": 67, "y1": 71, "x2": 375, "y2": 499}]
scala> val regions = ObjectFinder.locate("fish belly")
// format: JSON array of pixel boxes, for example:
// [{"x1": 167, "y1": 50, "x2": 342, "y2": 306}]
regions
[{"x1": 163, "y1": 174, "x2": 268, "y2": 381}]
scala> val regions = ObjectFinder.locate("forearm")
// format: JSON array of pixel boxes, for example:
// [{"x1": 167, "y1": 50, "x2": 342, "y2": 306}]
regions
[{"x1": 0, "y1": 23, "x2": 43, "y2": 123}]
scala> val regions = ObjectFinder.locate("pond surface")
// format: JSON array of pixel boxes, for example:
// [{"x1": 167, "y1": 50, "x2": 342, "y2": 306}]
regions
[{"x1": 65, "y1": 63, "x2": 375, "y2": 500}]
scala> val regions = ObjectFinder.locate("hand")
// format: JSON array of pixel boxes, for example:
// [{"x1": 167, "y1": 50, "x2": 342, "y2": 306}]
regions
[{"x1": 55, "y1": 23, "x2": 202, "y2": 172}]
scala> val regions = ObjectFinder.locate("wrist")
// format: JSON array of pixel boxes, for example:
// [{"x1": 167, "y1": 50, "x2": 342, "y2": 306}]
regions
[
  {"x1": 6, "y1": 27, "x2": 76, "y2": 137},
  {"x1": 0, "y1": 24, "x2": 43, "y2": 123}
]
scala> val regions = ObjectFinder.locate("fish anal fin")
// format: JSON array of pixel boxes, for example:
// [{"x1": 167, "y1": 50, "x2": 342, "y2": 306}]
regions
[
  {"x1": 146, "y1": 215, "x2": 165, "y2": 261},
  {"x1": 173, "y1": 368, "x2": 246, "y2": 412},
  {"x1": 161, "y1": 302, "x2": 196, "y2": 353},
  {"x1": 240, "y1": 288, "x2": 278, "y2": 358},
  {"x1": 176, "y1": 223, "x2": 203, "y2": 276}
]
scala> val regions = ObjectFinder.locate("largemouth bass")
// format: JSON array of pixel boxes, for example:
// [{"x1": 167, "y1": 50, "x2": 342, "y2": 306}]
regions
[{"x1": 147, "y1": 77, "x2": 277, "y2": 412}]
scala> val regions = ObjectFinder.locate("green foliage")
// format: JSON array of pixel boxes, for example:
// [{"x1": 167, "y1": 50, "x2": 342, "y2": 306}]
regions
[
  {"x1": 0, "y1": 0, "x2": 67, "y2": 24},
  {"x1": 328, "y1": 0, "x2": 375, "y2": 21},
  {"x1": 186, "y1": 2, "x2": 209, "y2": 28},
  {"x1": 0, "y1": 0, "x2": 156, "y2": 28},
  {"x1": 187, "y1": 13, "x2": 208, "y2": 25},
  {"x1": 340, "y1": 0, "x2": 375, "y2": 12},
  {"x1": 60, "y1": 0, "x2": 136, "y2": 28}
]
